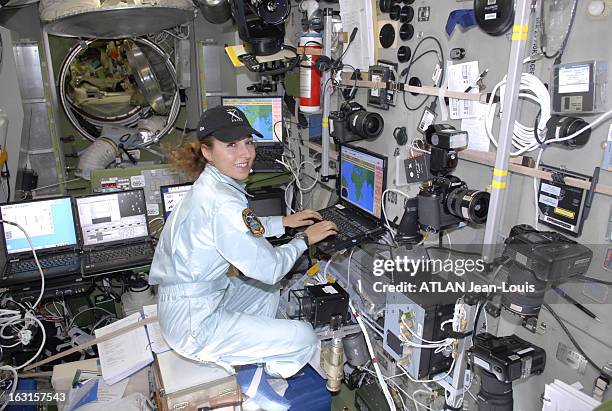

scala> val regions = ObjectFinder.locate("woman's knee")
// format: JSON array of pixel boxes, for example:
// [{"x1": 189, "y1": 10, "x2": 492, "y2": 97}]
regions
[{"x1": 294, "y1": 321, "x2": 318, "y2": 348}]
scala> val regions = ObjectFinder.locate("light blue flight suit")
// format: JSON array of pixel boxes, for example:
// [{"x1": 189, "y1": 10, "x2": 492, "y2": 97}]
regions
[{"x1": 149, "y1": 165, "x2": 317, "y2": 378}]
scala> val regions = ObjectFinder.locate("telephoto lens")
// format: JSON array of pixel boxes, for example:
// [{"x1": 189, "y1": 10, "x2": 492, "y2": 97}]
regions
[
  {"x1": 348, "y1": 110, "x2": 384, "y2": 139},
  {"x1": 446, "y1": 187, "x2": 490, "y2": 224}
]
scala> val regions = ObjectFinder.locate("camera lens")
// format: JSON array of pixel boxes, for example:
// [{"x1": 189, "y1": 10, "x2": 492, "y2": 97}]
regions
[
  {"x1": 501, "y1": 263, "x2": 546, "y2": 317},
  {"x1": 446, "y1": 188, "x2": 490, "y2": 224},
  {"x1": 349, "y1": 111, "x2": 384, "y2": 139}
]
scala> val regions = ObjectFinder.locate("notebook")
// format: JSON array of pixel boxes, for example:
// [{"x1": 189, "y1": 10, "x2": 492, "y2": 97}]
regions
[
  {"x1": 160, "y1": 182, "x2": 193, "y2": 221},
  {"x1": 0, "y1": 196, "x2": 81, "y2": 286},
  {"x1": 316, "y1": 144, "x2": 388, "y2": 253},
  {"x1": 75, "y1": 189, "x2": 154, "y2": 276},
  {"x1": 95, "y1": 312, "x2": 153, "y2": 385},
  {"x1": 221, "y1": 96, "x2": 286, "y2": 172},
  {"x1": 94, "y1": 306, "x2": 170, "y2": 386}
]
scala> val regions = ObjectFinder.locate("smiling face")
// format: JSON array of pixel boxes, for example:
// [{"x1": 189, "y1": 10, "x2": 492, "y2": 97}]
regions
[{"x1": 201, "y1": 135, "x2": 256, "y2": 181}]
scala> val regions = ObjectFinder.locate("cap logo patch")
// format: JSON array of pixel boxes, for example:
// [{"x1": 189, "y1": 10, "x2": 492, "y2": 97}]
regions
[
  {"x1": 242, "y1": 208, "x2": 265, "y2": 237},
  {"x1": 226, "y1": 109, "x2": 242, "y2": 123}
]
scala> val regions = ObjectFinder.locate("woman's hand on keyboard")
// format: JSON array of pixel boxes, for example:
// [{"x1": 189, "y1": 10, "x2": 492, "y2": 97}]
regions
[
  {"x1": 304, "y1": 221, "x2": 338, "y2": 245},
  {"x1": 282, "y1": 209, "x2": 323, "y2": 228}
]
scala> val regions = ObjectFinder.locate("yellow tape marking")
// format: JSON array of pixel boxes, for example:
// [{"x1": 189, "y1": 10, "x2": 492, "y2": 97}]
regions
[
  {"x1": 491, "y1": 180, "x2": 507, "y2": 189},
  {"x1": 493, "y1": 168, "x2": 509, "y2": 177}
]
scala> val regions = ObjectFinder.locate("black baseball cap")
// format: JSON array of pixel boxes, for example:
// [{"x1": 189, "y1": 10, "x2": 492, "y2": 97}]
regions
[{"x1": 197, "y1": 105, "x2": 263, "y2": 142}]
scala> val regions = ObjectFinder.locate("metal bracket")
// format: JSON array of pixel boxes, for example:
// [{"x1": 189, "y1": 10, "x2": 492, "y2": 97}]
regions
[{"x1": 550, "y1": 171, "x2": 566, "y2": 184}]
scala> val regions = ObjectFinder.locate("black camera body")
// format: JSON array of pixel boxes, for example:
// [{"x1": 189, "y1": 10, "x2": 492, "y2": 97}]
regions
[
  {"x1": 330, "y1": 101, "x2": 384, "y2": 144},
  {"x1": 503, "y1": 224, "x2": 592, "y2": 282},
  {"x1": 417, "y1": 175, "x2": 490, "y2": 232},
  {"x1": 501, "y1": 224, "x2": 593, "y2": 317},
  {"x1": 472, "y1": 333, "x2": 546, "y2": 411}
]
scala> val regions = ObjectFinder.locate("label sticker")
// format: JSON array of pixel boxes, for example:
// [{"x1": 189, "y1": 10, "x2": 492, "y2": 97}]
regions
[
  {"x1": 418, "y1": 109, "x2": 436, "y2": 133},
  {"x1": 371, "y1": 74, "x2": 382, "y2": 97},
  {"x1": 131, "y1": 175, "x2": 146, "y2": 188},
  {"x1": 147, "y1": 203, "x2": 159, "y2": 216},
  {"x1": 539, "y1": 194, "x2": 559, "y2": 207},
  {"x1": 484, "y1": 13, "x2": 497, "y2": 20},
  {"x1": 541, "y1": 182, "x2": 561, "y2": 196},
  {"x1": 474, "y1": 357, "x2": 490, "y2": 371},
  {"x1": 559, "y1": 64, "x2": 590, "y2": 94},
  {"x1": 322, "y1": 285, "x2": 338, "y2": 294}
]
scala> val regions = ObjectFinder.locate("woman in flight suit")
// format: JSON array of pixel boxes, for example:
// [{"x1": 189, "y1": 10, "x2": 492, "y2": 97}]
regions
[{"x1": 149, "y1": 105, "x2": 337, "y2": 379}]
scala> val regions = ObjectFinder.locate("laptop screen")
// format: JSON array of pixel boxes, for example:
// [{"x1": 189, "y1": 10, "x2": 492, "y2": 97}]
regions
[
  {"x1": 76, "y1": 189, "x2": 149, "y2": 247},
  {"x1": 0, "y1": 197, "x2": 77, "y2": 255},
  {"x1": 220, "y1": 96, "x2": 283, "y2": 143},
  {"x1": 161, "y1": 183, "x2": 193, "y2": 221},
  {"x1": 339, "y1": 145, "x2": 387, "y2": 219}
]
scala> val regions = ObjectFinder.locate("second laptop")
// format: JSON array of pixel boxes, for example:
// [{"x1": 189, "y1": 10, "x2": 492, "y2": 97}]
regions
[{"x1": 75, "y1": 189, "x2": 155, "y2": 276}]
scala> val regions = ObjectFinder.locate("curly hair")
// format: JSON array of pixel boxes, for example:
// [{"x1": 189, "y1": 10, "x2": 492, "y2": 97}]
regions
[{"x1": 163, "y1": 136, "x2": 213, "y2": 178}]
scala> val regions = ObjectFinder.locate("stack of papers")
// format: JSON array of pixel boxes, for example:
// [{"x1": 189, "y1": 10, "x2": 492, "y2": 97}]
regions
[
  {"x1": 542, "y1": 379, "x2": 601, "y2": 411},
  {"x1": 338, "y1": 0, "x2": 375, "y2": 71}
]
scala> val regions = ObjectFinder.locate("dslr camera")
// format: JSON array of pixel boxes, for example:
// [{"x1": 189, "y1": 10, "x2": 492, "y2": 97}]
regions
[
  {"x1": 417, "y1": 175, "x2": 490, "y2": 232},
  {"x1": 417, "y1": 124, "x2": 489, "y2": 232},
  {"x1": 329, "y1": 101, "x2": 384, "y2": 144},
  {"x1": 500, "y1": 224, "x2": 592, "y2": 317}
]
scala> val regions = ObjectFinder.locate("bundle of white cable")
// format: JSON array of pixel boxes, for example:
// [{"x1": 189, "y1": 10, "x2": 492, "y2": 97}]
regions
[
  {"x1": 349, "y1": 300, "x2": 397, "y2": 411},
  {"x1": 0, "y1": 221, "x2": 47, "y2": 410},
  {"x1": 485, "y1": 73, "x2": 551, "y2": 156},
  {"x1": 486, "y1": 73, "x2": 612, "y2": 156},
  {"x1": 276, "y1": 157, "x2": 320, "y2": 213}
]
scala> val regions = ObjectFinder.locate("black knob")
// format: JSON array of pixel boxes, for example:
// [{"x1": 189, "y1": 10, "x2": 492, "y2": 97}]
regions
[
  {"x1": 399, "y1": 23, "x2": 414, "y2": 41},
  {"x1": 400, "y1": 5, "x2": 414, "y2": 23},
  {"x1": 397, "y1": 45, "x2": 411, "y2": 63},
  {"x1": 390, "y1": 4, "x2": 401, "y2": 20}
]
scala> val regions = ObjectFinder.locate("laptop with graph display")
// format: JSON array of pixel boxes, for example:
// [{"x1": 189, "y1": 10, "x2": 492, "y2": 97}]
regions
[
  {"x1": 316, "y1": 144, "x2": 388, "y2": 253},
  {"x1": 75, "y1": 189, "x2": 154, "y2": 276},
  {"x1": 161, "y1": 182, "x2": 193, "y2": 221},
  {"x1": 221, "y1": 96, "x2": 285, "y2": 172},
  {"x1": 0, "y1": 196, "x2": 81, "y2": 286}
]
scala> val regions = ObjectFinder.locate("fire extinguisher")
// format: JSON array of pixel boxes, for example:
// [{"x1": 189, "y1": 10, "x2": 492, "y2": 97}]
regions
[{"x1": 299, "y1": 33, "x2": 322, "y2": 113}]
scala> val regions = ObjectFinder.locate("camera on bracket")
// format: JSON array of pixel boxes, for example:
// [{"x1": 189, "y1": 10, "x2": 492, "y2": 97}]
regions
[
  {"x1": 416, "y1": 124, "x2": 489, "y2": 232},
  {"x1": 329, "y1": 101, "x2": 384, "y2": 144},
  {"x1": 500, "y1": 224, "x2": 593, "y2": 318},
  {"x1": 417, "y1": 175, "x2": 490, "y2": 232},
  {"x1": 425, "y1": 124, "x2": 468, "y2": 176}
]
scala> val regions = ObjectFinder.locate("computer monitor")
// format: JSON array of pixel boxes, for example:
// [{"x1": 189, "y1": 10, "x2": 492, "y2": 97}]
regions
[
  {"x1": 339, "y1": 144, "x2": 387, "y2": 220},
  {"x1": 0, "y1": 197, "x2": 78, "y2": 255},
  {"x1": 75, "y1": 189, "x2": 149, "y2": 247},
  {"x1": 161, "y1": 183, "x2": 193, "y2": 221},
  {"x1": 248, "y1": 188, "x2": 286, "y2": 217},
  {"x1": 221, "y1": 96, "x2": 283, "y2": 144}
]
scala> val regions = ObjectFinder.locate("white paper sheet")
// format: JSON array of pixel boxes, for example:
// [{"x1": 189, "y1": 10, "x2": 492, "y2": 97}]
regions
[
  {"x1": 461, "y1": 102, "x2": 495, "y2": 151},
  {"x1": 448, "y1": 61, "x2": 481, "y2": 119},
  {"x1": 339, "y1": 0, "x2": 375, "y2": 71},
  {"x1": 142, "y1": 304, "x2": 171, "y2": 354}
]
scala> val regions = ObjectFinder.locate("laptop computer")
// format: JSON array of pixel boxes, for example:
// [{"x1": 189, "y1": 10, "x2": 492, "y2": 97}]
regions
[
  {"x1": 75, "y1": 189, "x2": 155, "y2": 276},
  {"x1": 0, "y1": 196, "x2": 81, "y2": 287},
  {"x1": 161, "y1": 182, "x2": 193, "y2": 221},
  {"x1": 316, "y1": 144, "x2": 388, "y2": 253},
  {"x1": 221, "y1": 96, "x2": 286, "y2": 172}
]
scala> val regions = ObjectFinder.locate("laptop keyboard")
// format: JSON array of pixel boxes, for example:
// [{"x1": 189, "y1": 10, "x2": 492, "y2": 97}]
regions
[
  {"x1": 319, "y1": 208, "x2": 365, "y2": 238},
  {"x1": 253, "y1": 146, "x2": 285, "y2": 172},
  {"x1": 84, "y1": 243, "x2": 154, "y2": 266},
  {"x1": 7, "y1": 252, "x2": 80, "y2": 274}
]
